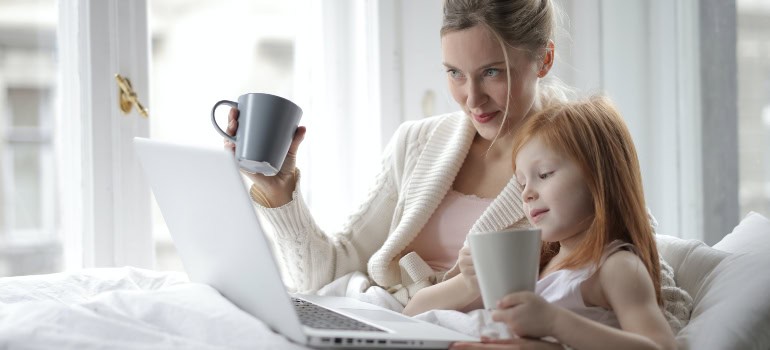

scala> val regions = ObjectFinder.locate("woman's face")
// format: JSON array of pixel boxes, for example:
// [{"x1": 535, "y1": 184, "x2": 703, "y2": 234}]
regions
[{"x1": 441, "y1": 25, "x2": 544, "y2": 141}]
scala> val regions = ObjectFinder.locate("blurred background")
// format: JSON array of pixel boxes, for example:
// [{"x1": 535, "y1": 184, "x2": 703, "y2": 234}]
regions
[{"x1": 0, "y1": 0, "x2": 768, "y2": 276}]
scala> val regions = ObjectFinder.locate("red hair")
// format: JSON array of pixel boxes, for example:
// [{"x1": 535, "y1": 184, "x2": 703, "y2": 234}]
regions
[{"x1": 511, "y1": 96, "x2": 662, "y2": 304}]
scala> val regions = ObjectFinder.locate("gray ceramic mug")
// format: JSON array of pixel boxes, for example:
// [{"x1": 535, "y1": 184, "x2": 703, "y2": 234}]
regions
[{"x1": 211, "y1": 93, "x2": 302, "y2": 176}]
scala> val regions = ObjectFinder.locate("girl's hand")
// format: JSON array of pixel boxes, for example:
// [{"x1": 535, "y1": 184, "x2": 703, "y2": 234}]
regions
[
  {"x1": 492, "y1": 292, "x2": 560, "y2": 339},
  {"x1": 451, "y1": 337, "x2": 564, "y2": 350},
  {"x1": 458, "y1": 245, "x2": 480, "y2": 295},
  {"x1": 224, "y1": 107, "x2": 307, "y2": 207}
]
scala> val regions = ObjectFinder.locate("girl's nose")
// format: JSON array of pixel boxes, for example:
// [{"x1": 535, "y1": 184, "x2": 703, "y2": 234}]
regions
[{"x1": 522, "y1": 185, "x2": 537, "y2": 202}]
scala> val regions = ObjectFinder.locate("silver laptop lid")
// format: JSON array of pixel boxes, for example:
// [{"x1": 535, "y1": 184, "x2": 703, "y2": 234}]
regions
[{"x1": 133, "y1": 137, "x2": 306, "y2": 344}]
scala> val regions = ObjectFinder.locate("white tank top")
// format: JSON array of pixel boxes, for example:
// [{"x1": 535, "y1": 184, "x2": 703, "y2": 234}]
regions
[{"x1": 536, "y1": 240, "x2": 637, "y2": 328}]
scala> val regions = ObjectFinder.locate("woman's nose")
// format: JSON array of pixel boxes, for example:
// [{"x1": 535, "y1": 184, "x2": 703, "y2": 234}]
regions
[{"x1": 465, "y1": 80, "x2": 486, "y2": 109}]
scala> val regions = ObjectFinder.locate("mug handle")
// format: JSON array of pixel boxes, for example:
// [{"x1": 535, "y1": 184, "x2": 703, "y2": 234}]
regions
[{"x1": 211, "y1": 100, "x2": 239, "y2": 142}]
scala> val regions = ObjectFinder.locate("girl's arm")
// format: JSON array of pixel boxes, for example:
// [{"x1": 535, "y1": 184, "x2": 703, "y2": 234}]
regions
[
  {"x1": 495, "y1": 251, "x2": 676, "y2": 350},
  {"x1": 574, "y1": 251, "x2": 677, "y2": 349},
  {"x1": 403, "y1": 274, "x2": 483, "y2": 316}
]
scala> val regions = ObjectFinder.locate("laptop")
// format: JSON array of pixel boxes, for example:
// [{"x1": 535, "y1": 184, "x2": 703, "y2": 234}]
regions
[{"x1": 133, "y1": 137, "x2": 477, "y2": 349}]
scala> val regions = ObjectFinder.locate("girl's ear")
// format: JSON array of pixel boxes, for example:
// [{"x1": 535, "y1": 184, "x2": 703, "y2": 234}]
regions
[{"x1": 538, "y1": 40, "x2": 555, "y2": 78}]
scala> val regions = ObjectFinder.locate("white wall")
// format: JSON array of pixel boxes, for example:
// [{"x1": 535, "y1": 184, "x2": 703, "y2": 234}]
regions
[{"x1": 399, "y1": 0, "x2": 456, "y2": 121}]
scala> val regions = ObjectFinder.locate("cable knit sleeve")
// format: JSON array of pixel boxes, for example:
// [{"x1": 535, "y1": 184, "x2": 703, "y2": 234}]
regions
[{"x1": 255, "y1": 122, "x2": 413, "y2": 293}]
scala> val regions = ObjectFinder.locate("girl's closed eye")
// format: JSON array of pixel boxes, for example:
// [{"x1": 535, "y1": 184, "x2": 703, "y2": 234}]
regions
[{"x1": 539, "y1": 171, "x2": 554, "y2": 180}]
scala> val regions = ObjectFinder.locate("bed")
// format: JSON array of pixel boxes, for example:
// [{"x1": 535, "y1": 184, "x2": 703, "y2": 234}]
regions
[{"x1": 1, "y1": 212, "x2": 769, "y2": 349}]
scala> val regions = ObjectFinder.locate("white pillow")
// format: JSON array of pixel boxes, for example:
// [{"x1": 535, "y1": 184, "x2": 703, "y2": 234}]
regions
[
  {"x1": 655, "y1": 235, "x2": 729, "y2": 298},
  {"x1": 677, "y1": 252, "x2": 770, "y2": 349},
  {"x1": 675, "y1": 211, "x2": 770, "y2": 349},
  {"x1": 713, "y1": 211, "x2": 770, "y2": 255}
]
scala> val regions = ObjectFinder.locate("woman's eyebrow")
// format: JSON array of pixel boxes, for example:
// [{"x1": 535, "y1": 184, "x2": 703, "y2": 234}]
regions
[
  {"x1": 479, "y1": 61, "x2": 506, "y2": 69},
  {"x1": 442, "y1": 61, "x2": 506, "y2": 71}
]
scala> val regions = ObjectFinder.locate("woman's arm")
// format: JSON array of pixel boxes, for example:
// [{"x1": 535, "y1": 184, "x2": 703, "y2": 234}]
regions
[
  {"x1": 403, "y1": 274, "x2": 482, "y2": 316},
  {"x1": 258, "y1": 121, "x2": 416, "y2": 293}
]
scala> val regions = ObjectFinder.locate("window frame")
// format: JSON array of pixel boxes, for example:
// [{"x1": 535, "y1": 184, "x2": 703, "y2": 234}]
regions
[{"x1": 58, "y1": 0, "x2": 153, "y2": 270}]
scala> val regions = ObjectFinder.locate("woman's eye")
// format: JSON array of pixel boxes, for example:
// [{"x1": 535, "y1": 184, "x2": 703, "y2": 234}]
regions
[
  {"x1": 447, "y1": 69, "x2": 463, "y2": 79},
  {"x1": 484, "y1": 68, "x2": 501, "y2": 77}
]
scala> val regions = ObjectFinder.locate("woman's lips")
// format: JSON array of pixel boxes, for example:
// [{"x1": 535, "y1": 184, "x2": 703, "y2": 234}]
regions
[
  {"x1": 530, "y1": 208, "x2": 549, "y2": 222},
  {"x1": 472, "y1": 111, "x2": 498, "y2": 124}
]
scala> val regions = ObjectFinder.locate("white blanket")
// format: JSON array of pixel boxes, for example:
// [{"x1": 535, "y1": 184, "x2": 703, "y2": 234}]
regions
[
  {"x1": 317, "y1": 271, "x2": 507, "y2": 339},
  {"x1": 0, "y1": 267, "x2": 304, "y2": 349},
  {"x1": 0, "y1": 268, "x2": 487, "y2": 349}
]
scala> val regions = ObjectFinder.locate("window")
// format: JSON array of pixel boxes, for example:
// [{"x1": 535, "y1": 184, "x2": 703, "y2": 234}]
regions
[
  {"x1": 148, "y1": 0, "x2": 386, "y2": 271},
  {"x1": 149, "y1": 0, "x2": 308, "y2": 271},
  {"x1": 0, "y1": 0, "x2": 59, "y2": 277},
  {"x1": 737, "y1": 0, "x2": 770, "y2": 221}
]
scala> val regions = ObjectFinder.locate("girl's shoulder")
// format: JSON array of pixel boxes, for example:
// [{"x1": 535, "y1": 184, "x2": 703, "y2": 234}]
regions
[
  {"x1": 601, "y1": 250, "x2": 644, "y2": 273},
  {"x1": 597, "y1": 240, "x2": 645, "y2": 280},
  {"x1": 582, "y1": 249, "x2": 651, "y2": 309},
  {"x1": 597, "y1": 249, "x2": 653, "y2": 293}
]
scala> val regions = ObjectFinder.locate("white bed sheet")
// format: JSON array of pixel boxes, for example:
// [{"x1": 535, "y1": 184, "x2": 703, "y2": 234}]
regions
[
  {"x1": 0, "y1": 267, "x2": 306, "y2": 349},
  {"x1": 0, "y1": 267, "x2": 492, "y2": 349}
]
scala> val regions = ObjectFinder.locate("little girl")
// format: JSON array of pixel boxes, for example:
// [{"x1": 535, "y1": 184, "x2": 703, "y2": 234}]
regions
[{"x1": 452, "y1": 96, "x2": 676, "y2": 349}]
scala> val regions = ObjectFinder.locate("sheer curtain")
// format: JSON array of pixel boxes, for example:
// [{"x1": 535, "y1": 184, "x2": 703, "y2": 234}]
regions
[
  {"x1": 149, "y1": 0, "x2": 387, "y2": 270},
  {"x1": 294, "y1": 0, "x2": 383, "y2": 233}
]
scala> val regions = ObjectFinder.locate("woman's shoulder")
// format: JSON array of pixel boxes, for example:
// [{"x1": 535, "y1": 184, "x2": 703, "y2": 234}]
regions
[
  {"x1": 382, "y1": 110, "x2": 468, "y2": 175},
  {"x1": 395, "y1": 110, "x2": 467, "y2": 139}
]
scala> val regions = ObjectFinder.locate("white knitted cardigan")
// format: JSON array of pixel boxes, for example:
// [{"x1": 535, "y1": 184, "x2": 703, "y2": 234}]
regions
[{"x1": 258, "y1": 111, "x2": 528, "y2": 293}]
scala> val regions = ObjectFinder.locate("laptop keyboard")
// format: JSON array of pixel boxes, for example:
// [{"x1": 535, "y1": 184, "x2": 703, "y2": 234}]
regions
[{"x1": 292, "y1": 297, "x2": 386, "y2": 332}]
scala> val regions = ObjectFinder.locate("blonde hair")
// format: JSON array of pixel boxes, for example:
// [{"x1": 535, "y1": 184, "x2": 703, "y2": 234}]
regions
[
  {"x1": 511, "y1": 96, "x2": 663, "y2": 305},
  {"x1": 441, "y1": 0, "x2": 555, "y2": 55}
]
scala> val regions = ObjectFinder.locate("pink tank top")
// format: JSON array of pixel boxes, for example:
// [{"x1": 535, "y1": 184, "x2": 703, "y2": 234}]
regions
[
  {"x1": 536, "y1": 240, "x2": 637, "y2": 328},
  {"x1": 407, "y1": 190, "x2": 493, "y2": 272}
]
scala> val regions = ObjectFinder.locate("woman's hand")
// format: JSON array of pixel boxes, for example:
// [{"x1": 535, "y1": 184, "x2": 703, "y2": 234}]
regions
[
  {"x1": 223, "y1": 107, "x2": 239, "y2": 154},
  {"x1": 451, "y1": 337, "x2": 564, "y2": 350},
  {"x1": 458, "y1": 245, "x2": 481, "y2": 296},
  {"x1": 224, "y1": 107, "x2": 307, "y2": 207},
  {"x1": 491, "y1": 292, "x2": 560, "y2": 339}
]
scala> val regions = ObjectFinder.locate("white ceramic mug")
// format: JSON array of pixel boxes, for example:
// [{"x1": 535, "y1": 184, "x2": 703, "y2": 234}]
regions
[{"x1": 468, "y1": 228, "x2": 542, "y2": 309}]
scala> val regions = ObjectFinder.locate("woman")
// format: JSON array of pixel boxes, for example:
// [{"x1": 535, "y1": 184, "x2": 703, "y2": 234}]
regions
[{"x1": 225, "y1": 0, "x2": 561, "y2": 310}]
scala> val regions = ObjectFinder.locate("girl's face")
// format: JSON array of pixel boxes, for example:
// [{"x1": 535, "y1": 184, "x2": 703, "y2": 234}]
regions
[
  {"x1": 515, "y1": 135, "x2": 594, "y2": 244},
  {"x1": 441, "y1": 25, "x2": 543, "y2": 141}
]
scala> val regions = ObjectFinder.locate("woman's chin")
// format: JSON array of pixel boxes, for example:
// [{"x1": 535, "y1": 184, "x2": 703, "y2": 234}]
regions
[{"x1": 471, "y1": 124, "x2": 503, "y2": 140}]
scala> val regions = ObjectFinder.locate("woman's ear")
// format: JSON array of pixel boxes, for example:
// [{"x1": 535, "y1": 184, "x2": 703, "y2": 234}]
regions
[{"x1": 538, "y1": 40, "x2": 555, "y2": 78}]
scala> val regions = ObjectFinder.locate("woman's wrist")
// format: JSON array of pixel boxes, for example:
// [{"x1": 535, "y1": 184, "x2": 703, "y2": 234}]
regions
[{"x1": 249, "y1": 169, "x2": 299, "y2": 208}]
